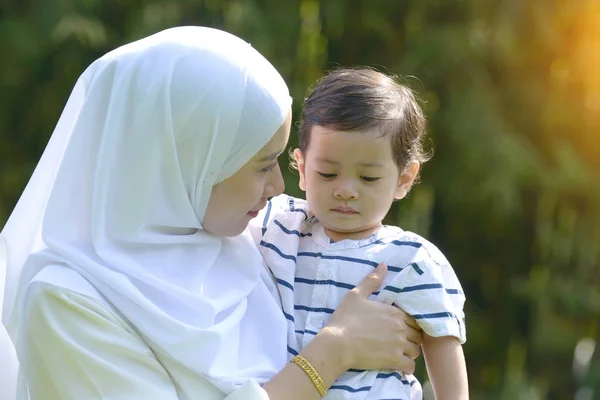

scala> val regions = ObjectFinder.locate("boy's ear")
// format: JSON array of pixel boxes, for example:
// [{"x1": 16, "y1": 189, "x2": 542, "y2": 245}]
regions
[
  {"x1": 294, "y1": 149, "x2": 307, "y2": 191},
  {"x1": 395, "y1": 161, "x2": 420, "y2": 200}
]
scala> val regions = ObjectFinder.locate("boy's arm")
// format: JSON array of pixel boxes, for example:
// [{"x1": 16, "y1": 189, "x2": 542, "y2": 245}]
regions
[{"x1": 422, "y1": 333, "x2": 469, "y2": 400}]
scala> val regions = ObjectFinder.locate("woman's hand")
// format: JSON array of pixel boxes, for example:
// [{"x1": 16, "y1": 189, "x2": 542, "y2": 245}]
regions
[
  {"x1": 319, "y1": 262, "x2": 422, "y2": 374},
  {"x1": 263, "y1": 263, "x2": 422, "y2": 400}
]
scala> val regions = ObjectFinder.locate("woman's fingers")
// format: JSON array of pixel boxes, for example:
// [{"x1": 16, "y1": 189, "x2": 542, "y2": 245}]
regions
[
  {"x1": 351, "y1": 263, "x2": 387, "y2": 298},
  {"x1": 405, "y1": 327, "x2": 422, "y2": 346},
  {"x1": 402, "y1": 340, "x2": 421, "y2": 360},
  {"x1": 392, "y1": 305, "x2": 420, "y2": 330},
  {"x1": 403, "y1": 315, "x2": 420, "y2": 331},
  {"x1": 397, "y1": 356, "x2": 416, "y2": 375},
  {"x1": 324, "y1": 266, "x2": 426, "y2": 372}
]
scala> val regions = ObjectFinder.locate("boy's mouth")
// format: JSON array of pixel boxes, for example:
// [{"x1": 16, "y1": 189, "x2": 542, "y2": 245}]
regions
[{"x1": 332, "y1": 206, "x2": 358, "y2": 214}]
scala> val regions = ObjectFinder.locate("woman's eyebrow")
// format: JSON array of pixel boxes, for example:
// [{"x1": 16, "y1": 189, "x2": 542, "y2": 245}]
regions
[
  {"x1": 257, "y1": 150, "x2": 282, "y2": 162},
  {"x1": 315, "y1": 158, "x2": 339, "y2": 165}
]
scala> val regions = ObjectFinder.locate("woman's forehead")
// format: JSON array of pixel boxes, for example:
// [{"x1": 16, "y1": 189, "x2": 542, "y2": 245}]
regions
[{"x1": 253, "y1": 111, "x2": 292, "y2": 161}]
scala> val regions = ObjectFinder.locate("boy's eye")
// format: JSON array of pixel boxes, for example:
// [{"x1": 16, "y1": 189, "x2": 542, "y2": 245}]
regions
[
  {"x1": 317, "y1": 172, "x2": 336, "y2": 179},
  {"x1": 361, "y1": 176, "x2": 380, "y2": 182}
]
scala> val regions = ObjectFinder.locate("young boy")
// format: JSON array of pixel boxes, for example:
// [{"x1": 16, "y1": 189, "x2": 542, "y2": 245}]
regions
[{"x1": 250, "y1": 69, "x2": 468, "y2": 399}]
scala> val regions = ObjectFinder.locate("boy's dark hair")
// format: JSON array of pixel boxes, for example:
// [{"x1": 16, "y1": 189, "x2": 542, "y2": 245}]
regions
[{"x1": 295, "y1": 68, "x2": 430, "y2": 171}]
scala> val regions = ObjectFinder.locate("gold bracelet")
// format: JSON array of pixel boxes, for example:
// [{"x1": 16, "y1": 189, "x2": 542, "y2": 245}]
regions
[{"x1": 290, "y1": 355, "x2": 327, "y2": 397}]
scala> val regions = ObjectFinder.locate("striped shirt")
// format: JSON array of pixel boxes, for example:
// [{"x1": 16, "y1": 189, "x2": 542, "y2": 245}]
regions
[{"x1": 249, "y1": 195, "x2": 466, "y2": 400}]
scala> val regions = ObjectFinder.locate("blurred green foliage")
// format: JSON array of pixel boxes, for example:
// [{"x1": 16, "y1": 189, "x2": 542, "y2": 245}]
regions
[{"x1": 1, "y1": 0, "x2": 599, "y2": 398}]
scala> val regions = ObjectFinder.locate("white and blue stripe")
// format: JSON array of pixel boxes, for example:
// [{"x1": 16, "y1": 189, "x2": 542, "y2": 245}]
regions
[{"x1": 248, "y1": 195, "x2": 466, "y2": 400}]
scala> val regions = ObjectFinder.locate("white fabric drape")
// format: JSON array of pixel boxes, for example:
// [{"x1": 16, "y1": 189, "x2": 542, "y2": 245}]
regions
[{"x1": 1, "y1": 26, "x2": 290, "y2": 397}]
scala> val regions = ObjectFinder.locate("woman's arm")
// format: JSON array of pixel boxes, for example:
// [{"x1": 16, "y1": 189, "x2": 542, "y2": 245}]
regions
[
  {"x1": 262, "y1": 332, "x2": 345, "y2": 400},
  {"x1": 263, "y1": 263, "x2": 423, "y2": 400},
  {"x1": 422, "y1": 334, "x2": 469, "y2": 400}
]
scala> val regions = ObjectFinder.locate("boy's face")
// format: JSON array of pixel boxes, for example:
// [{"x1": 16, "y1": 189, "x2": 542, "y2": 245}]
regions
[{"x1": 295, "y1": 125, "x2": 418, "y2": 242}]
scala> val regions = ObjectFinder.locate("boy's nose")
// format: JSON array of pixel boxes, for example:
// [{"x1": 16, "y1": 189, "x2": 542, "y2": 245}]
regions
[{"x1": 334, "y1": 181, "x2": 358, "y2": 200}]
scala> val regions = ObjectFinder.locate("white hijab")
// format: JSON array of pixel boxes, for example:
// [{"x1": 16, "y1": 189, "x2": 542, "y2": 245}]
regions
[{"x1": 1, "y1": 26, "x2": 290, "y2": 395}]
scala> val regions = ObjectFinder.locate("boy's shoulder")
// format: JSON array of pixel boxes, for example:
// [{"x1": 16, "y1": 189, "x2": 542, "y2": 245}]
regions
[{"x1": 378, "y1": 225, "x2": 451, "y2": 267}]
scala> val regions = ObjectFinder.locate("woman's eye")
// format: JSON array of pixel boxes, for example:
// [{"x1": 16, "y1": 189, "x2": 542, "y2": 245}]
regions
[
  {"x1": 317, "y1": 172, "x2": 336, "y2": 179},
  {"x1": 261, "y1": 162, "x2": 277, "y2": 173},
  {"x1": 361, "y1": 176, "x2": 380, "y2": 182}
]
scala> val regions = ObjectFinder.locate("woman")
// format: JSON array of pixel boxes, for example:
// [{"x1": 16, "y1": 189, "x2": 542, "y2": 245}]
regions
[{"x1": 0, "y1": 26, "x2": 421, "y2": 399}]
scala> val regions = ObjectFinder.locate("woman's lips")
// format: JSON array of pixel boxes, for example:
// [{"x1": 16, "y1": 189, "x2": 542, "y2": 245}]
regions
[{"x1": 248, "y1": 203, "x2": 266, "y2": 218}]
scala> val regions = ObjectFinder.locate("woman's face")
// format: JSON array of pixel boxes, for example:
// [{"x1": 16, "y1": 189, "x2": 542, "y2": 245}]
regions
[{"x1": 203, "y1": 111, "x2": 292, "y2": 237}]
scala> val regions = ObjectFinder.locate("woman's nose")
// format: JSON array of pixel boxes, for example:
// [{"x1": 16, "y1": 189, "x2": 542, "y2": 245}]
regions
[{"x1": 265, "y1": 164, "x2": 285, "y2": 197}]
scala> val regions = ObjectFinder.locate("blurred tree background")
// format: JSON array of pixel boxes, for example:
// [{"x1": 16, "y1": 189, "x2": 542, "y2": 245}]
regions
[{"x1": 1, "y1": 0, "x2": 599, "y2": 398}]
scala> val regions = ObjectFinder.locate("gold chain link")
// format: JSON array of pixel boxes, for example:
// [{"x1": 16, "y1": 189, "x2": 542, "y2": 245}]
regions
[{"x1": 290, "y1": 355, "x2": 327, "y2": 397}]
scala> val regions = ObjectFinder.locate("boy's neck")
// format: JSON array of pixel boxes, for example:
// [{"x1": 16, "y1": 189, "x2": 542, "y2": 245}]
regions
[{"x1": 324, "y1": 223, "x2": 383, "y2": 243}]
